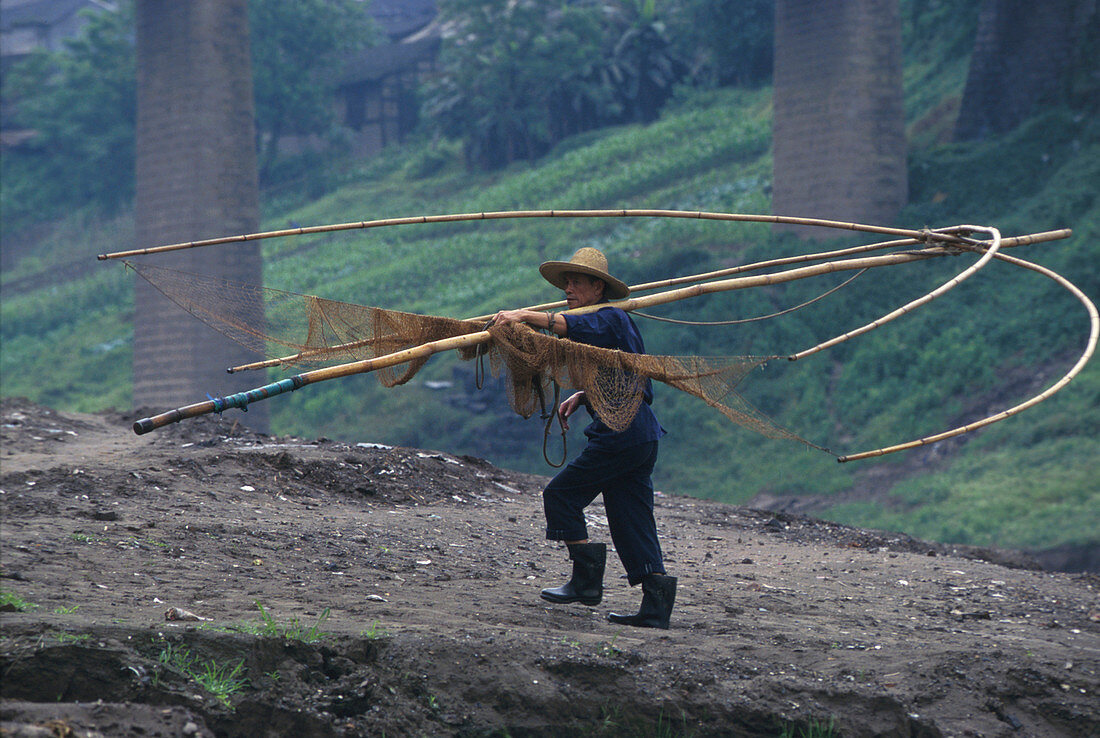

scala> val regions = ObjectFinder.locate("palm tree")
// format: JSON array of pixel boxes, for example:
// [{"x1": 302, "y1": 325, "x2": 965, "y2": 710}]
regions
[{"x1": 133, "y1": 0, "x2": 267, "y2": 430}]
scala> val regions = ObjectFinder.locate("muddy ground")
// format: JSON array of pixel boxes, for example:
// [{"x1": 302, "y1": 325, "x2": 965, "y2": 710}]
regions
[{"x1": 1, "y1": 397, "x2": 1097, "y2": 737}]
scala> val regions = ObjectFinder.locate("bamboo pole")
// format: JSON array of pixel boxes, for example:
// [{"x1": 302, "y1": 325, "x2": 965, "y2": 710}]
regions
[
  {"x1": 225, "y1": 227, "x2": 1070, "y2": 373},
  {"x1": 226, "y1": 233, "x2": 932, "y2": 373},
  {"x1": 133, "y1": 243, "x2": 978, "y2": 434},
  {"x1": 788, "y1": 225, "x2": 1002, "y2": 361},
  {"x1": 133, "y1": 331, "x2": 492, "y2": 434},
  {"x1": 132, "y1": 225, "x2": 1092, "y2": 464},
  {"x1": 838, "y1": 250, "x2": 1099, "y2": 462},
  {"x1": 98, "y1": 209, "x2": 977, "y2": 261}
]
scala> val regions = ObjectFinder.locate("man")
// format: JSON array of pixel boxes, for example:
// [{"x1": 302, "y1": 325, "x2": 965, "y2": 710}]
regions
[{"x1": 494, "y1": 247, "x2": 676, "y2": 629}]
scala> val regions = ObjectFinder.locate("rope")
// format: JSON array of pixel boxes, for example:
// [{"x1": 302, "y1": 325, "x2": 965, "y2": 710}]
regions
[
  {"x1": 474, "y1": 317, "x2": 495, "y2": 389},
  {"x1": 536, "y1": 311, "x2": 567, "y2": 467},
  {"x1": 539, "y1": 380, "x2": 567, "y2": 468},
  {"x1": 632, "y1": 269, "x2": 868, "y2": 326}
]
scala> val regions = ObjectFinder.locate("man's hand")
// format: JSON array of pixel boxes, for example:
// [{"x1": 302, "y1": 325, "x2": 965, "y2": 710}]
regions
[
  {"x1": 493, "y1": 309, "x2": 563, "y2": 335},
  {"x1": 558, "y1": 390, "x2": 586, "y2": 431},
  {"x1": 492, "y1": 309, "x2": 531, "y2": 327}
]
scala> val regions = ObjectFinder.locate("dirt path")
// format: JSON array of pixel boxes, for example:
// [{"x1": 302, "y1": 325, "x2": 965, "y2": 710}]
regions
[{"x1": 2, "y1": 398, "x2": 1098, "y2": 737}]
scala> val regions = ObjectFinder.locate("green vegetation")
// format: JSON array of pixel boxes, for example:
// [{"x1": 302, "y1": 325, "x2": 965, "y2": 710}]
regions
[
  {"x1": 594, "y1": 705, "x2": 696, "y2": 737},
  {"x1": 193, "y1": 602, "x2": 333, "y2": 642},
  {"x1": 360, "y1": 620, "x2": 389, "y2": 640},
  {"x1": 778, "y1": 717, "x2": 839, "y2": 738},
  {"x1": 427, "y1": 0, "x2": 688, "y2": 168},
  {"x1": 246, "y1": 601, "x2": 332, "y2": 643},
  {"x1": 0, "y1": 1, "x2": 135, "y2": 231},
  {"x1": 0, "y1": 0, "x2": 377, "y2": 234},
  {"x1": 1, "y1": 2, "x2": 1096, "y2": 556},
  {"x1": 157, "y1": 642, "x2": 248, "y2": 708},
  {"x1": 597, "y1": 634, "x2": 624, "y2": 658},
  {"x1": 0, "y1": 589, "x2": 38, "y2": 612}
]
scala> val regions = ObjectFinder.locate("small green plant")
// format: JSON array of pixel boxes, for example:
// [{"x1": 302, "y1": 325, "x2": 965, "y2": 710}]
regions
[
  {"x1": 55, "y1": 632, "x2": 91, "y2": 644},
  {"x1": 157, "y1": 642, "x2": 247, "y2": 708},
  {"x1": 53, "y1": 604, "x2": 80, "y2": 614},
  {"x1": 0, "y1": 589, "x2": 38, "y2": 612},
  {"x1": 599, "y1": 704, "x2": 622, "y2": 732},
  {"x1": 596, "y1": 634, "x2": 622, "y2": 658},
  {"x1": 360, "y1": 620, "x2": 388, "y2": 640},
  {"x1": 251, "y1": 601, "x2": 331, "y2": 643},
  {"x1": 653, "y1": 710, "x2": 694, "y2": 738},
  {"x1": 595, "y1": 704, "x2": 694, "y2": 737},
  {"x1": 778, "y1": 716, "x2": 839, "y2": 738}
]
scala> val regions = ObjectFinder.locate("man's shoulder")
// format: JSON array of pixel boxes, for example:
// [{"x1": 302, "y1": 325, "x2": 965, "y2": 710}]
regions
[{"x1": 592, "y1": 304, "x2": 630, "y2": 322}]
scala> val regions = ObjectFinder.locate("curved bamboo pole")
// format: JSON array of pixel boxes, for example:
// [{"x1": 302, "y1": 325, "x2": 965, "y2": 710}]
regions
[
  {"x1": 130, "y1": 223, "x2": 1090, "y2": 465},
  {"x1": 98, "y1": 209, "x2": 972, "y2": 261},
  {"x1": 787, "y1": 225, "x2": 1002, "y2": 361},
  {"x1": 839, "y1": 250, "x2": 1099, "y2": 462}
]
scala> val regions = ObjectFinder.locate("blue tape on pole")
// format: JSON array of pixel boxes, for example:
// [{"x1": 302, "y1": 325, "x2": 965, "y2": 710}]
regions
[{"x1": 207, "y1": 375, "x2": 306, "y2": 415}]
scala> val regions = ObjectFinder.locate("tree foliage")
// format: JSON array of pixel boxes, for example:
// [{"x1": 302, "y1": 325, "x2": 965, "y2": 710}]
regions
[
  {"x1": 673, "y1": 0, "x2": 773, "y2": 87},
  {"x1": 0, "y1": 0, "x2": 377, "y2": 233},
  {"x1": 249, "y1": 0, "x2": 379, "y2": 177},
  {"x1": 424, "y1": 0, "x2": 688, "y2": 170},
  {"x1": 1, "y1": 1, "x2": 136, "y2": 232}
]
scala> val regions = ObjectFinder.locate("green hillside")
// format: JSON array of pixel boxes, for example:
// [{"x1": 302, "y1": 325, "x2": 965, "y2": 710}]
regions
[{"x1": 2, "y1": 16, "x2": 1097, "y2": 556}]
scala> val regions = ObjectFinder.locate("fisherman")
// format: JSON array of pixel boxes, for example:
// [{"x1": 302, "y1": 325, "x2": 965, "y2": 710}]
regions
[{"x1": 493, "y1": 247, "x2": 676, "y2": 629}]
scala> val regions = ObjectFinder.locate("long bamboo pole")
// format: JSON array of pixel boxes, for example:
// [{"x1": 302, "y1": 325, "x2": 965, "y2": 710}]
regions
[
  {"x1": 133, "y1": 332, "x2": 492, "y2": 434},
  {"x1": 224, "y1": 227, "x2": 1071, "y2": 373},
  {"x1": 132, "y1": 242, "x2": 985, "y2": 434},
  {"x1": 131, "y1": 226, "x2": 1092, "y2": 466},
  {"x1": 99, "y1": 209, "x2": 975, "y2": 261}
]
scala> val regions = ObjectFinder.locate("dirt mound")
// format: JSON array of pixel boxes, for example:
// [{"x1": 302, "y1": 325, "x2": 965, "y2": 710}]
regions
[{"x1": 2, "y1": 398, "x2": 1098, "y2": 737}]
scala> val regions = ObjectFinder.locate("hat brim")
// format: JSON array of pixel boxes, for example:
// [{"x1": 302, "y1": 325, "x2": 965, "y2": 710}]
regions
[{"x1": 539, "y1": 261, "x2": 630, "y2": 300}]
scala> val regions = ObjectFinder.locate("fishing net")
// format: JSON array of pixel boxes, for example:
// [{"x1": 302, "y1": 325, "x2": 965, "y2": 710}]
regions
[
  {"x1": 127, "y1": 260, "x2": 822, "y2": 449},
  {"x1": 126, "y1": 260, "x2": 485, "y2": 378},
  {"x1": 479, "y1": 322, "x2": 808, "y2": 445}
]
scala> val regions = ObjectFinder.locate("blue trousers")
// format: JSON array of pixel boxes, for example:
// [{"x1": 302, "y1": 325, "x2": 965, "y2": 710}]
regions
[{"x1": 543, "y1": 440, "x2": 665, "y2": 586}]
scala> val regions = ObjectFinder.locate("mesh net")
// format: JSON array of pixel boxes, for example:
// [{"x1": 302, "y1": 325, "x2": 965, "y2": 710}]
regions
[
  {"x1": 475, "y1": 323, "x2": 819, "y2": 447},
  {"x1": 126, "y1": 260, "x2": 485, "y2": 383},
  {"x1": 127, "y1": 260, "x2": 824, "y2": 450}
]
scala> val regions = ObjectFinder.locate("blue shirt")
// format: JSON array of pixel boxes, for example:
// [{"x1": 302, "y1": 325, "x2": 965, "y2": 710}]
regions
[{"x1": 563, "y1": 306, "x2": 666, "y2": 449}]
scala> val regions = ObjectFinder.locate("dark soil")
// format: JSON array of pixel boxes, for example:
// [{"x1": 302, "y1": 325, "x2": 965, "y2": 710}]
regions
[{"x1": 1, "y1": 397, "x2": 1098, "y2": 737}]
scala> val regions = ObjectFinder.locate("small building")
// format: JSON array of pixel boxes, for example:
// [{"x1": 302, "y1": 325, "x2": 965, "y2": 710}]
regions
[
  {"x1": 335, "y1": 0, "x2": 439, "y2": 157},
  {"x1": 0, "y1": 0, "x2": 116, "y2": 148},
  {"x1": 0, "y1": 0, "x2": 114, "y2": 70},
  {"x1": 0, "y1": 0, "x2": 442, "y2": 157}
]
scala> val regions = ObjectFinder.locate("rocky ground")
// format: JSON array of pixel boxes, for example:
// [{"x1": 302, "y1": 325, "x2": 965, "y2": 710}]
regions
[{"x1": 1, "y1": 397, "x2": 1098, "y2": 737}]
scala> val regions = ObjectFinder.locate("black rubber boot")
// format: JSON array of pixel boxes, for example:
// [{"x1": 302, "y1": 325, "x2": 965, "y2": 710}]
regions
[
  {"x1": 607, "y1": 573, "x2": 676, "y2": 629},
  {"x1": 540, "y1": 543, "x2": 606, "y2": 606}
]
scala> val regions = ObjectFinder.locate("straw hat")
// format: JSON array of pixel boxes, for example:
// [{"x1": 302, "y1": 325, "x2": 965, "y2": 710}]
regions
[{"x1": 539, "y1": 247, "x2": 630, "y2": 300}]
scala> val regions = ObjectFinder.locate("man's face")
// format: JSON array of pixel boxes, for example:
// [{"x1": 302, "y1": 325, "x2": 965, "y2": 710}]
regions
[{"x1": 563, "y1": 273, "x2": 605, "y2": 308}]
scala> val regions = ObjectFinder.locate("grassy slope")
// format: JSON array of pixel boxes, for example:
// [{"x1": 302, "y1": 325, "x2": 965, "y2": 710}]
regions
[{"x1": 2, "y1": 14, "x2": 1097, "y2": 553}]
